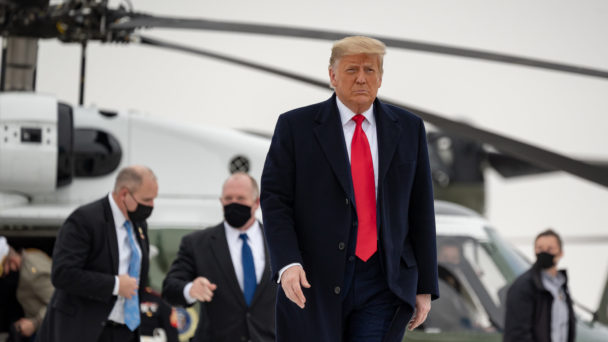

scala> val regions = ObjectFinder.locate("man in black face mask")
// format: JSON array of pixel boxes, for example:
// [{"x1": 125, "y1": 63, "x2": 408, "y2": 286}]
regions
[
  {"x1": 162, "y1": 172, "x2": 277, "y2": 342},
  {"x1": 37, "y1": 165, "x2": 158, "y2": 342},
  {"x1": 504, "y1": 229, "x2": 576, "y2": 342}
]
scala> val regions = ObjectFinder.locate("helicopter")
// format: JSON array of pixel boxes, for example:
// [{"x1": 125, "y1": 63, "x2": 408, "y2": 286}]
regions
[{"x1": 0, "y1": 0, "x2": 608, "y2": 341}]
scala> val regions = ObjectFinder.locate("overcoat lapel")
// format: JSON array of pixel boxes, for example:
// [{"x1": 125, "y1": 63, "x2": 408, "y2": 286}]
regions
[
  {"x1": 375, "y1": 100, "x2": 402, "y2": 188},
  {"x1": 313, "y1": 95, "x2": 355, "y2": 202}
]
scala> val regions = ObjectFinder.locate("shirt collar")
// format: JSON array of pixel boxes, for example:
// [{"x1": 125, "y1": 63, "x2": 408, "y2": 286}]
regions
[
  {"x1": 541, "y1": 270, "x2": 566, "y2": 286},
  {"x1": 224, "y1": 219, "x2": 261, "y2": 242},
  {"x1": 108, "y1": 192, "x2": 127, "y2": 229},
  {"x1": 336, "y1": 96, "x2": 375, "y2": 128}
]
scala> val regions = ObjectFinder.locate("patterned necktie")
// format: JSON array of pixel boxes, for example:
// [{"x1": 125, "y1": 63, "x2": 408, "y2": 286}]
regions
[
  {"x1": 351, "y1": 114, "x2": 377, "y2": 261},
  {"x1": 123, "y1": 221, "x2": 141, "y2": 331},
  {"x1": 239, "y1": 233, "x2": 257, "y2": 306}
]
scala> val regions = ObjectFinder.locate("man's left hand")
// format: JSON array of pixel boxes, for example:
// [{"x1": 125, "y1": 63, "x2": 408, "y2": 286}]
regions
[
  {"x1": 408, "y1": 294, "x2": 431, "y2": 331},
  {"x1": 15, "y1": 318, "x2": 35, "y2": 337}
]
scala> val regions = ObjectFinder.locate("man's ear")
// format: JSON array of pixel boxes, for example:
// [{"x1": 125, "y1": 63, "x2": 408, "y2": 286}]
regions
[{"x1": 329, "y1": 67, "x2": 338, "y2": 88}]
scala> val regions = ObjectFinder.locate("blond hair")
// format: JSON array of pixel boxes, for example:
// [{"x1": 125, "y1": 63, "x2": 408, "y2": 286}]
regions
[{"x1": 329, "y1": 36, "x2": 386, "y2": 73}]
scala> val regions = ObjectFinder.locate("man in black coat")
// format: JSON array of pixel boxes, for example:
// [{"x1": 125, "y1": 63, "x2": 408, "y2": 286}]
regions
[
  {"x1": 504, "y1": 229, "x2": 576, "y2": 342},
  {"x1": 162, "y1": 173, "x2": 276, "y2": 342},
  {"x1": 37, "y1": 165, "x2": 158, "y2": 342}
]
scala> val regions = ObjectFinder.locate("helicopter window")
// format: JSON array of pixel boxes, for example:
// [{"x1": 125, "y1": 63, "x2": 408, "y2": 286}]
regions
[
  {"x1": 423, "y1": 236, "x2": 508, "y2": 333},
  {"x1": 485, "y1": 227, "x2": 530, "y2": 280},
  {"x1": 424, "y1": 266, "x2": 491, "y2": 332},
  {"x1": 73, "y1": 129, "x2": 122, "y2": 177},
  {"x1": 462, "y1": 240, "x2": 508, "y2": 308}
]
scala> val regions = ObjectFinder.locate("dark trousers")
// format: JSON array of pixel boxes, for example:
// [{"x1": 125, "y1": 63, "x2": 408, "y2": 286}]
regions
[
  {"x1": 342, "y1": 253, "x2": 410, "y2": 342},
  {"x1": 97, "y1": 322, "x2": 137, "y2": 342}
]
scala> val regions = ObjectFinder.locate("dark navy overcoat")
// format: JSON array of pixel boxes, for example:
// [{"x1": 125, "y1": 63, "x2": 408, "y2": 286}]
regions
[{"x1": 261, "y1": 94, "x2": 439, "y2": 342}]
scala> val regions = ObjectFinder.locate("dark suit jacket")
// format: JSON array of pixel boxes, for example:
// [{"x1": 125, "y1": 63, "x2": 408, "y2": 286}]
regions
[
  {"x1": 162, "y1": 223, "x2": 276, "y2": 342},
  {"x1": 36, "y1": 196, "x2": 150, "y2": 342},
  {"x1": 260, "y1": 94, "x2": 440, "y2": 342}
]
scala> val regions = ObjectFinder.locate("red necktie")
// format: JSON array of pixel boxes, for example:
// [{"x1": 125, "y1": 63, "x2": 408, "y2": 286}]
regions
[{"x1": 351, "y1": 114, "x2": 377, "y2": 261}]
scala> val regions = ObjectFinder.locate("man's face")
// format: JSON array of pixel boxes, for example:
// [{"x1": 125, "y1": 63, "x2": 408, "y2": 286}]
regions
[
  {"x1": 220, "y1": 176, "x2": 259, "y2": 214},
  {"x1": 124, "y1": 176, "x2": 159, "y2": 212},
  {"x1": 329, "y1": 53, "x2": 382, "y2": 114},
  {"x1": 534, "y1": 235, "x2": 563, "y2": 264}
]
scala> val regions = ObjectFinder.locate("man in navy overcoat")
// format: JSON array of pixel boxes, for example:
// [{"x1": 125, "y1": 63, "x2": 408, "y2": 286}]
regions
[{"x1": 261, "y1": 36, "x2": 439, "y2": 342}]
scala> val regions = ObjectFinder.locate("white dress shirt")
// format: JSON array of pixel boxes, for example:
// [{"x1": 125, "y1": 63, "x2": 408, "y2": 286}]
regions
[
  {"x1": 277, "y1": 97, "x2": 379, "y2": 282},
  {"x1": 107, "y1": 193, "x2": 142, "y2": 324},
  {"x1": 336, "y1": 96, "x2": 379, "y2": 193},
  {"x1": 183, "y1": 220, "x2": 266, "y2": 303}
]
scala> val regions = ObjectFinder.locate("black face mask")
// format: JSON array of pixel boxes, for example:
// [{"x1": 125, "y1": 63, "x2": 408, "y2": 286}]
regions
[
  {"x1": 224, "y1": 203, "x2": 252, "y2": 228},
  {"x1": 125, "y1": 192, "x2": 154, "y2": 222},
  {"x1": 535, "y1": 251, "x2": 556, "y2": 269}
]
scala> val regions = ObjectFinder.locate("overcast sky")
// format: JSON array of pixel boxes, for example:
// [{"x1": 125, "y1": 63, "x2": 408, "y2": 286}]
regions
[{"x1": 33, "y1": 0, "x2": 608, "y2": 309}]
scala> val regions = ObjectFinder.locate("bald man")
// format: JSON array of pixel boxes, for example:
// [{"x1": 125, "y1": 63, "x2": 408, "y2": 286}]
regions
[
  {"x1": 37, "y1": 166, "x2": 158, "y2": 342},
  {"x1": 163, "y1": 173, "x2": 276, "y2": 342}
]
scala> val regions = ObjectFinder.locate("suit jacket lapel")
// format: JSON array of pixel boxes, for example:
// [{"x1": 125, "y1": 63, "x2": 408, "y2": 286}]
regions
[
  {"x1": 102, "y1": 197, "x2": 120, "y2": 275},
  {"x1": 313, "y1": 95, "x2": 355, "y2": 202},
  {"x1": 375, "y1": 99, "x2": 401, "y2": 187},
  {"x1": 210, "y1": 225, "x2": 247, "y2": 308},
  {"x1": 250, "y1": 223, "x2": 272, "y2": 307}
]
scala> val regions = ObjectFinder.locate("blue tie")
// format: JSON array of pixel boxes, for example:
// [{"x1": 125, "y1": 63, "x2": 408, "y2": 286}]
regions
[
  {"x1": 124, "y1": 221, "x2": 141, "y2": 331},
  {"x1": 239, "y1": 233, "x2": 257, "y2": 306}
]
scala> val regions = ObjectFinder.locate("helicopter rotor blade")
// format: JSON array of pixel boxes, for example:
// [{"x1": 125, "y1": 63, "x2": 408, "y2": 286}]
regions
[
  {"x1": 113, "y1": 14, "x2": 608, "y2": 80},
  {"x1": 486, "y1": 152, "x2": 554, "y2": 178},
  {"x1": 136, "y1": 35, "x2": 608, "y2": 188}
]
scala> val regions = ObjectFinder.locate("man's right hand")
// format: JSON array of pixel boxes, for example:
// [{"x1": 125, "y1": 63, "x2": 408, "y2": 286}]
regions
[
  {"x1": 280, "y1": 265, "x2": 311, "y2": 309},
  {"x1": 117, "y1": 274, "x2": 138, "y2": 299},
  {"x1": 189, "y1": 276, "x2": 218, "y2": 302}
]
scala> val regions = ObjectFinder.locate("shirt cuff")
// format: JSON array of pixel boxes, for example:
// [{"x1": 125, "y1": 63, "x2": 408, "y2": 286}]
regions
[
  {"x1": 277, "y1": 263, "x2": 302, "y2": 283},
  {"x1": 183, "y1": 281, "x2": 197, "y2": 304},
  {"x1": 113, "y1": 276, "x2": 119, "y2": 296}
]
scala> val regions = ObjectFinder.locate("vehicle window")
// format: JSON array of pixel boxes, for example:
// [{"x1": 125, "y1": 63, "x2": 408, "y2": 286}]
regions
[
  {"x1": 462, "y1": 240, "x2": 508, "y2": 308},
  {"x1": 485, "y1": 227, "x2": 530, "y2": 280},
  {"x1": 424, "y1": 265, "x2": 494, "y2": 333},
  {"x1": 424, "y1": 236, "x2": 500, "y2": 333}
]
